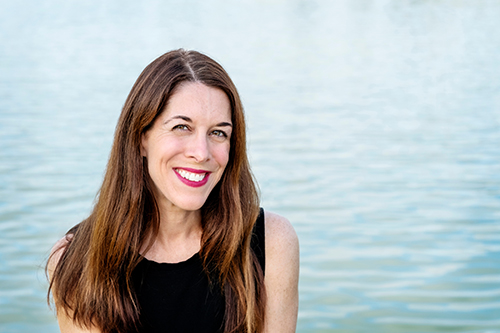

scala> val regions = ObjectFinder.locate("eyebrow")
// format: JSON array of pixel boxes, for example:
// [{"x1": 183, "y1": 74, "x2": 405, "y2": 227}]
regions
[
  {"x1": 165, "y1": 115, "x2": 192, "y2": 123},
  {"x1": 165, "y1": 115, "x2": 232, "y2": 127},
  {"x1": 216, "y1": 122, "x2": 233, "y2": 127}
]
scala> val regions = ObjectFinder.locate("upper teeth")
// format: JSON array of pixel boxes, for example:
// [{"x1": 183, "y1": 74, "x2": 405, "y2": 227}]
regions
[{"x1": 176, "y1": 169, "x2": 206, "y2": 182}]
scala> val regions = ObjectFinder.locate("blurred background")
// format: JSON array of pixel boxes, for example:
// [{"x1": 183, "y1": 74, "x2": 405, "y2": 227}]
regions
[{"x1": 1, "y1": 0, "x2": 499, "y2": 332}]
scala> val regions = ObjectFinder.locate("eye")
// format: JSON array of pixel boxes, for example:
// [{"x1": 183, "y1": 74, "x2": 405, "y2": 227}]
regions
[
  {"x1": 211, "y1": 130, "x2": 227, "y2": 138},
  {"x1": 172, "y1": 124, "x2": 189, "y2": 131}
]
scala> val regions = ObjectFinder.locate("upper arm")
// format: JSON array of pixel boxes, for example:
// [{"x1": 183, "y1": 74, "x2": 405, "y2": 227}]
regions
[
  {"x1": 48, "y1": 235, "x2": 101, "y2": 333},
  {"x1": 263, "y1": 211, "x2": 300, "y2": 332}
]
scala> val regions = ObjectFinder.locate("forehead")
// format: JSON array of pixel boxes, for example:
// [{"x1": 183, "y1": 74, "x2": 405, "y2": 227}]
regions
[{"x1": 162, "y1": 82, "x2": 231, "y2": 121}]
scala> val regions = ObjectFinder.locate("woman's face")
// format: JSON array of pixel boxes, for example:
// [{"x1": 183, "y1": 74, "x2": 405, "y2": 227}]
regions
[{"x1": 141, "y1": 82, "x2": 232, "y2": 213}]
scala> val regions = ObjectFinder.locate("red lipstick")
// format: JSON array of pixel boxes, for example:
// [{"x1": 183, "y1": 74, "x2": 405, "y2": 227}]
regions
[{"x1": 174, "y1": 168, "x2": 210, "y2": 188}]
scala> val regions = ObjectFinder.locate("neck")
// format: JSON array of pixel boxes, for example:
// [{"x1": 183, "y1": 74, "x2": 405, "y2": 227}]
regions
[
  {"x1": 159, "y1": 208, "x2": 202, "y2": 237},
  {"x1": 145, "y1": 206, "x2": 203, "y2": 263}
]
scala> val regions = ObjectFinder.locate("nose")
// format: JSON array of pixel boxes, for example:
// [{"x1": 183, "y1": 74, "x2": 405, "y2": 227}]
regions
[{"x1": 185, "y1": 132, "x2": 210, "y2": 162}]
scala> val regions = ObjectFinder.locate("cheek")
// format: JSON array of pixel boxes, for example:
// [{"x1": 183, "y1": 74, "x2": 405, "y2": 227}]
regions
[
  {"x1": 215, "y1": 143, "x2": 230, "y2": 169},
  {"x1": 219, "y1": 144, "x2": 229, "y2": 168}
]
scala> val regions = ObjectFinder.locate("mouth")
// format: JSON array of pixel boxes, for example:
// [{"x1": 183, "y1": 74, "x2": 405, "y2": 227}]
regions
[{"x1": 174, "y1": 169, "x2": 208, "y2": 183}]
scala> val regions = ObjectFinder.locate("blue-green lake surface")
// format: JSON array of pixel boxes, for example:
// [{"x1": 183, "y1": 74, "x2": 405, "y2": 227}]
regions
[{"x1": 1, "y1": 0, "x2": 499, "y2": 332}]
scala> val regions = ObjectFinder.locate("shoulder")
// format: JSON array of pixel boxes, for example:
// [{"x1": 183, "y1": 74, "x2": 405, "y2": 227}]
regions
[
  {"x1": 264, "y1": 210, "x2": 299, "y2": 255},
  {"x1": 47, "y1": 234, "x2": 73, "y2": 279},
  {"x1": 263, "y1": 210, "x2": 300, "y2": 286}
]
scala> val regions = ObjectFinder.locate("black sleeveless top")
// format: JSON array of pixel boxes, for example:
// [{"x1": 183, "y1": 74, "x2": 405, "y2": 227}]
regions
[{"x1": 132, "y1": 209, "x2": 265, "y2": 333}]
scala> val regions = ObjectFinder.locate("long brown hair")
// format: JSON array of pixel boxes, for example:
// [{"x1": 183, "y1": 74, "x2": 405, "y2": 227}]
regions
[{"x1": 48, "y1": 50, "x2": 265, "y2": 332}]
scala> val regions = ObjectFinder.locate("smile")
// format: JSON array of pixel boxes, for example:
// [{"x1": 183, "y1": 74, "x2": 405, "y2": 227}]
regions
[{"x1": 175, "y1": 169, "x2": 207, "y2": 182}]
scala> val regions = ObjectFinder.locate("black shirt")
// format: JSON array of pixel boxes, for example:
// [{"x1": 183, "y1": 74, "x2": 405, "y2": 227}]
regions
[{"x1": 132, "y1": 209, "x2": 265, "y2": 332}]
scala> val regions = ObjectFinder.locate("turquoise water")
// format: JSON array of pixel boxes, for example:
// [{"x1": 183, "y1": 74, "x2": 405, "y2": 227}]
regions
[{"x1": 1, "y1": 0, "x2": 500, "y2": 332}]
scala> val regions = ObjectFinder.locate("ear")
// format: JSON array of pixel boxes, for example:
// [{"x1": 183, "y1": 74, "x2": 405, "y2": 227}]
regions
[{"x1": 140, "y1": 132, "x2": 148, "y2": 157}]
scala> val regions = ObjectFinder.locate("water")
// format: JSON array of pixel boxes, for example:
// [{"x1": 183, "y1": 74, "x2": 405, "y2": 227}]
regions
[{"x1": 1, "y1": 0, "x2": 500, "y2": 332}]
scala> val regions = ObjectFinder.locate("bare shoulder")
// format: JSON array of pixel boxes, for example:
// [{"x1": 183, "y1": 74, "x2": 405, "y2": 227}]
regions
[
  {"x1": 264, "y1": 210, "x2": 299, "y2": 252},
  {"x1": 47, "y1": 234, "x2": 73, "y2": 279}
]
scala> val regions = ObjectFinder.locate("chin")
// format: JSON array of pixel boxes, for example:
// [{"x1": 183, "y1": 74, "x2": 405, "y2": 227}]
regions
[{"x1": 172, "y1": 197, "x2": 209, "y2": 212}]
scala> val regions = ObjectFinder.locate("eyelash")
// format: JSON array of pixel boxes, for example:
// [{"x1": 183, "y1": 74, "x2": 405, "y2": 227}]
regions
[
  {"x1": 211, "y1": 130, "x2": 227, "y2": 138},
  {"x1": 172, "y1": 124, "x2": 228, "y2": 138},
  {"x1": 173, "y1": 124, "x2": 189, "y2": 131}
]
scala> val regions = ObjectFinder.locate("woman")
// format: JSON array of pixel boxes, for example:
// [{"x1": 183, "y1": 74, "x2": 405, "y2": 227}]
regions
[{"x1": 47, "y1": 49, "x2": 299, "y2": 333}]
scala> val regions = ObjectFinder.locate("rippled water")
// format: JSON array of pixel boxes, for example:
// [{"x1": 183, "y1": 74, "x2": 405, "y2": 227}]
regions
[{"x1": 1, "y1": 0, "x2": 500, "y2": 332}]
